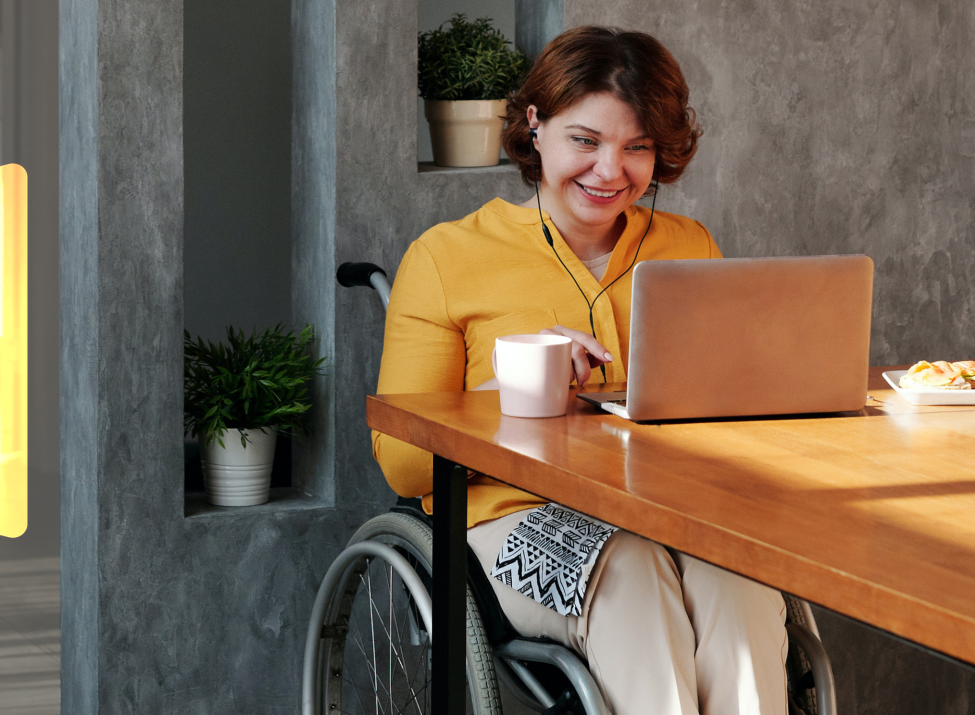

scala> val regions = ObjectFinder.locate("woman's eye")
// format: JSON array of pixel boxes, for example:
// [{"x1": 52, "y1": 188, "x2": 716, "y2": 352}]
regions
[
  {"x1": 628, "y1": 144, "x2": 650, "y2": 152},
  {"x1": 572, "y1": 136, "x2": 596, "y2": 147}
]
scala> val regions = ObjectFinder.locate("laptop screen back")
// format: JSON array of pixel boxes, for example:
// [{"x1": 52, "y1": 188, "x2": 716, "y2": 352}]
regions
[{"x1": 625, "y1": 255, "x2": 874, "y2": 421}]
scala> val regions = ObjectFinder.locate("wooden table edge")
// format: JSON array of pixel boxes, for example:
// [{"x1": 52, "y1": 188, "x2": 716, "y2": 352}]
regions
[{"x1": 367, "y1": 394, "x2": 975, "y2": 665}]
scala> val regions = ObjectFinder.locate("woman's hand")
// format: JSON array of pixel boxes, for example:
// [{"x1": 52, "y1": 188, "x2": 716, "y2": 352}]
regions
[{"x1": 539, "y1": 325, "x2": 613, "y2": 388}]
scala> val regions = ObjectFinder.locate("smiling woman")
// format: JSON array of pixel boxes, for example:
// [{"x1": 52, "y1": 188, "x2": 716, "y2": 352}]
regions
[{"x1": 373, "y1": 26, "x2": 788, "y2": 715}]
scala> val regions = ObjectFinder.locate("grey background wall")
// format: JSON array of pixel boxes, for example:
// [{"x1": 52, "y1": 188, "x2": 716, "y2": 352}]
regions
[
  {"x1": 56, "y1": 0, "x2": 975, "y2": 713},
  {"x1": 183, "y1": 0, "x2": 292, "y2": 346}
]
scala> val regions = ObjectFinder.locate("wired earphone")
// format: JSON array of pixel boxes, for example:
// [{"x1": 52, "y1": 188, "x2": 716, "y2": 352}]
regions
[{"x1": 528, "y1": 125, "x2": 658, "y2": 381}]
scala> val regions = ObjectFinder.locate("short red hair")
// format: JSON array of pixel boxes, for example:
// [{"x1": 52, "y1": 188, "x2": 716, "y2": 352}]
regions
[{"x1": 502, "y1": 26, "x2": 701, "y2": 193}]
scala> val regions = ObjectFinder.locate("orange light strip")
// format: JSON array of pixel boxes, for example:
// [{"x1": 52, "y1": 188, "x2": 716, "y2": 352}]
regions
[{"x1": 0, "y1": 164, "x2": 27, "y2": 538}]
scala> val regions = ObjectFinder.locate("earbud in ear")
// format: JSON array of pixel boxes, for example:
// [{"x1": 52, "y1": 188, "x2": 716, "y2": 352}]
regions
[{"x1": 529, "y1": 127, "x2": 537, "y2": 138}]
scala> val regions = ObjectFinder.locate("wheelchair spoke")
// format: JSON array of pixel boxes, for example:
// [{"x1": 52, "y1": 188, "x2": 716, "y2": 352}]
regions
[
  {"x1": 343, "y1": 662, "x2": 413, "y2": 715},
  {"x1": 406, "y1": 635, "x2": 430, "y2": 711},
  {"x1": 388, "y1": 564, "x2": 393, "y2": 715},
  {"x1": 332, "y1": 546, "x2": 450, "y2": 715},
  {"x1": 345, "y1": 675, "x2": 370, "y2": 715},
  {"x1": 348, "y1": 607, "x2": 392, "y2": 715},
  {"x1": 346, "y1": 564, "x2": 432, "y2": 715},
  {"x1": 366, "y1": 565, "x2": 379, "y2": 715},
  {"x1": 370, "y1": 568, "x2": 426, "y2": 699},
  {"x1": 341, "y1": 672, "x2": 398, "y2": 715},
  {"x1": 382, "y1": 564, "x2": 426, "y2": 714},
  {"x1": 340, "y1": 670, "x2": 374, "y2": 715},
  {"x1": 401, "y1": 677, "x2": 432, "y2": 715}
]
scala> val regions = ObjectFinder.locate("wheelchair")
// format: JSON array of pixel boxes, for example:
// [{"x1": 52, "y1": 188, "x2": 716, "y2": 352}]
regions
[{"x1": 301, "y1": 262, "x2": 837, "y2": 715}]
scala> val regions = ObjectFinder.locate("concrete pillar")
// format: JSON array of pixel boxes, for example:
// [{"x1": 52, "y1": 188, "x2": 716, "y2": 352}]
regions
[
  {"x1": 292, "y1": 0, "x2": 337, "y2": 501},
  {"x1": 60, "y1": 0, "x2": 99, "y2": 708}
]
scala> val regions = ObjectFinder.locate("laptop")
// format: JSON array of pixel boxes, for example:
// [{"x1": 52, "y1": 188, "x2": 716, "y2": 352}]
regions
[{"x1": 577, "y1": 255, "x2": 874, "y2": 421}]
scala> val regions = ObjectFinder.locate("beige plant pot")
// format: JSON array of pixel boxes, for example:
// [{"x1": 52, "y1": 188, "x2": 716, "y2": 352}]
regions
[{"x1": 425, "y1": 99, "x2": 507, "y2": 167}]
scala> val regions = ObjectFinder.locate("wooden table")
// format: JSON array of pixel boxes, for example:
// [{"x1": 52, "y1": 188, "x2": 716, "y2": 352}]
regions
[{"x1": 367, "y1": 366, "x2": 975, "y2": 712}]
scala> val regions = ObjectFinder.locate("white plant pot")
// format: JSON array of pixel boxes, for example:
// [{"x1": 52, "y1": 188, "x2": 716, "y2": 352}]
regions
[
  {"x1": 425, "y1": 99, "x2": 507, "y2": 167},
  {"x1": 201, "y1": 427, "x2": 277, "y2": 506}
]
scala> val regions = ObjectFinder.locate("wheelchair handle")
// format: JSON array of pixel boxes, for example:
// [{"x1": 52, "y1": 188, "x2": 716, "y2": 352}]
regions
[{"x1": 336, "y1": 261, "x2": 391, "y2": 311}]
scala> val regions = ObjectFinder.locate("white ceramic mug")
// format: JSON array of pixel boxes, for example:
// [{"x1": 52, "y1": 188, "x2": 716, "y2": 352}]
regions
[{"x1": 492, "y1": 334, "x2": 573, "y2": 418}]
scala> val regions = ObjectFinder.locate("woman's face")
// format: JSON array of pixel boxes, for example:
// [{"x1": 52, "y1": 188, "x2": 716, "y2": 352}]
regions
[{"x1": 529, "y1": 93, "x2": 656, "y2": 236}]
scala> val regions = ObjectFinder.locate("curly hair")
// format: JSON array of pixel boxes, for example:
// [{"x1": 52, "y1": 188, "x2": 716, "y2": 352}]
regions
[{"x1": 502, "y1": 26, "x2": 702, "y2": 194}]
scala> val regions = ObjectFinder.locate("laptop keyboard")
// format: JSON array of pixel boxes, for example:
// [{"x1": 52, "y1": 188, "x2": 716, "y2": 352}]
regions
[{"x1": 609, "y1": 398, "x2": 627, "y2": 406}]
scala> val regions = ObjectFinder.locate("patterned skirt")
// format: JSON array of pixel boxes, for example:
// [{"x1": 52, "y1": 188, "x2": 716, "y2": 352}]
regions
[{"x1": 490, "y1": 503, "x2": 618, "y2": 617}]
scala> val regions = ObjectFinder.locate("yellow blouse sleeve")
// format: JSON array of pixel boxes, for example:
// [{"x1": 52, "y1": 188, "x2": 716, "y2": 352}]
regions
[{"x1": 371, "y1": 240, "x2": 466, "y2": 499}]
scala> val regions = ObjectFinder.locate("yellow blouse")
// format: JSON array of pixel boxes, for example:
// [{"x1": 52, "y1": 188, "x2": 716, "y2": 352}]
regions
[{"x1": 373, "y1": 197, "x2": 722, "y2": 527}]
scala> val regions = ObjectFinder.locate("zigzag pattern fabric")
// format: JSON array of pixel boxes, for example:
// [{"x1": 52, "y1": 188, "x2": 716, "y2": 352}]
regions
[{"x1": 490, "y1": 503, "x2": 618, "y2": 616}]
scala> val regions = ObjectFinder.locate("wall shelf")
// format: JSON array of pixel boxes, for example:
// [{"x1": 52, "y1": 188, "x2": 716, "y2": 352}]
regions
[{"x1": 184, "y1": 488, "x2": 330, "y2": 519}]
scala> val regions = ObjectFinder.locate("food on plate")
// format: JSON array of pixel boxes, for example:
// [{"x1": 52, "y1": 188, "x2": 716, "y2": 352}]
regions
[
  {"x1": 951, "y1": 360, "x2": 975, "y2": 383},
  {"x1": 899, "y1": 360, "x2": 972, "y2": 390}
]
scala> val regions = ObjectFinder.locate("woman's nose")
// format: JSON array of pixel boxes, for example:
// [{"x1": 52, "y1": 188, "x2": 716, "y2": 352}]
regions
[{"x1": 593, "y1": 148, "x2": 624, "y2": 181}]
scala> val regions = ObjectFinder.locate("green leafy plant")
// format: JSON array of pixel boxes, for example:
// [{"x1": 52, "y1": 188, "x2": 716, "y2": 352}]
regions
[
  {"x1": 184, "y1": 323, "x2": 327, "y2": 449},
  {"x1": 418, "y1": 14, "x2": 529, "y2": 101}
]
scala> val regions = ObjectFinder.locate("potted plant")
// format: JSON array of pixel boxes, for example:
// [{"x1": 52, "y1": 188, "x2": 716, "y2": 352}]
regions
[
  {"x1": 418, "y1": 14, "x2": 529, "y2": 167},
  {"x1": 184, "y1": 323, "x2": 327, "y2": 506}
]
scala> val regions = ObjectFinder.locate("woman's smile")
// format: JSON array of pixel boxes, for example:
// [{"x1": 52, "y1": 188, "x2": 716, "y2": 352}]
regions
[{"x1": 576, "y1": 182, "x2": 625, "y2": 202}]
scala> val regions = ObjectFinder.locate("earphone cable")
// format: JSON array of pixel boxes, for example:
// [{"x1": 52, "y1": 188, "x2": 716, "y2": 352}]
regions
[
  {"x1": 532, "y1": 139, "x2": 594, "y2": 314},
  {"x1": 529, "y1": 130, "x2": 656, "y2": 382}
]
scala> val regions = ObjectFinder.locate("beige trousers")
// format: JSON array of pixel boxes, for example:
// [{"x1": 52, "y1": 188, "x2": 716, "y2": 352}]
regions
[{"x1": 468, "y1": 510, "x2": 788, "y2": 715}]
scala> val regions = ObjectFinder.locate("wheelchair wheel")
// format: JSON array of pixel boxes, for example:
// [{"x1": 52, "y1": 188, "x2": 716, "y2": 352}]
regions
[
  {"x1": 303, "y1": 512, "x2": 501, "y2": 715},
  {"x1": 784, "y1": 593, "x2": 836, "y2": 715}
]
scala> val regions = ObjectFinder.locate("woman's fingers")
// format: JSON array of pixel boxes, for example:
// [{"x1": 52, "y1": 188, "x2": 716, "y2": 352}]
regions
[
  {"x1": 571, "y1": 343, "x2": 593, "y2": 387},
  {"x1": 539, "y1": 325, "x2": 612, "y2": 388},
  {"x1": 542, "y1": 325, "x2": 613, "y2": 365}
]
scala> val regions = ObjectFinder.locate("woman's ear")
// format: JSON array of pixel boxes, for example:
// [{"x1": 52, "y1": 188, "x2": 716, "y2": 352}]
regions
[{"x1": 526, "y1": 105, "x2": 540, "y2": 135}]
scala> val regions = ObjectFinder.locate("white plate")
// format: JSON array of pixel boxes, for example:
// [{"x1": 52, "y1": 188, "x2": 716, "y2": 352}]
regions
[{"x1": 882, "y1": 370, "x2": 975, "y2": 405}]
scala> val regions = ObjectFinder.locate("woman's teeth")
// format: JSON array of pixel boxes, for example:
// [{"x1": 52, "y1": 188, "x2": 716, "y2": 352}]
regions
[{"x1": 579, "y1": 184, "x2": 619, "y2": 198}]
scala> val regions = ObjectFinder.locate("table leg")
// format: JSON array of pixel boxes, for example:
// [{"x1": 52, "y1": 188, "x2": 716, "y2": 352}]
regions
[{"x1": 432, "y1": 454, "x2": 467, "y2": 714}]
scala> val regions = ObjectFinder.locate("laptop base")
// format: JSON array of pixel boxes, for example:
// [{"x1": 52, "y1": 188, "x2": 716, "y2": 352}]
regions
[{"x1": 576, "y1": 391, "x2": 630, "y2": 419}]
